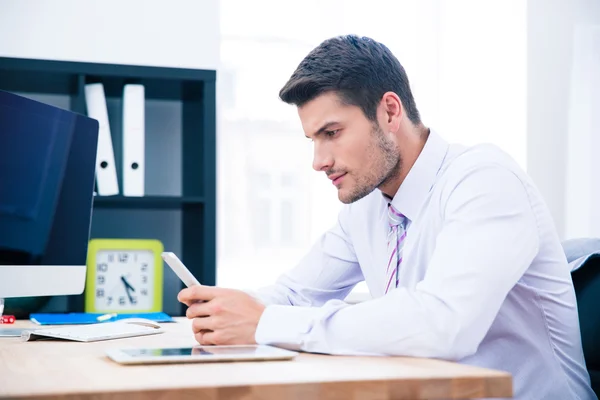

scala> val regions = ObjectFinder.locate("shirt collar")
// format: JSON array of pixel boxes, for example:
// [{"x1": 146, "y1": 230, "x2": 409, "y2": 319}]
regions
[{"x1": 382, "y1": 129, "x2": 449, "y2": 222}]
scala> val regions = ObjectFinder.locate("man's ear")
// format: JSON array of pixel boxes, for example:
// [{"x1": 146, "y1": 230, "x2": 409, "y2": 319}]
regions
[{"x1": 381, "y1": 92, "x2": 403, "y2": 132}]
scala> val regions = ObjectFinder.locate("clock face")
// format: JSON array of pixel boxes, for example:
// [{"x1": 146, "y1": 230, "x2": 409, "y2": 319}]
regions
[{"x1": 94, "y1": 249, "x2": 154, "y2": 311}]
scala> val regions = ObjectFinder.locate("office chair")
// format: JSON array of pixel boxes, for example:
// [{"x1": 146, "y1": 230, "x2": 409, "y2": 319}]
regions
[{"x1": 571, "y1": 253, "x2": 600, "y2": 395}]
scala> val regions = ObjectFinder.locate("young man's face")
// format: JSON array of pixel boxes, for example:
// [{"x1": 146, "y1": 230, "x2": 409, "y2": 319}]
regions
[{"x1": 299, "y1": 92, "x2": 401, "y2": 204}]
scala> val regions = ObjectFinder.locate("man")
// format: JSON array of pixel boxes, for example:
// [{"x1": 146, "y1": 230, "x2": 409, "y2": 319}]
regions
[{"x1": 178, "y1": 35, "x2": 596, "y2": 399}]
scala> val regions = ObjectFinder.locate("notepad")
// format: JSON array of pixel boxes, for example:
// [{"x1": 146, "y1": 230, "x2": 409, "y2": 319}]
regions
[{"x1": 30, "y1": 312, "x2": 174, "y2": 325}]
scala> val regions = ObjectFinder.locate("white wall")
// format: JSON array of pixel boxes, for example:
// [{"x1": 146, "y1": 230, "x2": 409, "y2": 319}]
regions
[
  {"x1": 527, "y1": 0, "x2": 600, "y2": 239},
  {"x1": 437, "y1": 0, "x2": 527, "y2": 169},
  {"x1": 0, "y1": 0, "x2": 219, "y2": 70}
]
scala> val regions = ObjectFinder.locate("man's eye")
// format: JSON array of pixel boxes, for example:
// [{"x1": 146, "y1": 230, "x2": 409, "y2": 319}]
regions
[{"x1": 325, "y1": 130, "x2": 339, "y2": 137}]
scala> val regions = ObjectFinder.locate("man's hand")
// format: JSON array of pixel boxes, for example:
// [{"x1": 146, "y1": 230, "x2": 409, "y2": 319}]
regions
[{"x1": 177, "y1": 286, "x2": 266, "y2": 346}]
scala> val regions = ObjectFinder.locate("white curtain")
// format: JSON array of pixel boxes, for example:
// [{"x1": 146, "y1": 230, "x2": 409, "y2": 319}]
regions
[{"x1": 565, "y1": 25, "x2": 600, "y2": 239}]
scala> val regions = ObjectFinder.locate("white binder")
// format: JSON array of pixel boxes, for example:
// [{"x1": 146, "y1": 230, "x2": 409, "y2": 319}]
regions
[
  {"x1": 84, "y1": 83, "x2": 119, "y2": 196},
  {"x1": 122, "y1": 84, "x2": 145, "y2": 197}
]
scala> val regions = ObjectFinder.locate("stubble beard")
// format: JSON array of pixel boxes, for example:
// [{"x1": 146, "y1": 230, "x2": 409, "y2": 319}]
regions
[{"x1": 339, "y1": 124, "x2": 401, "y2": 204}]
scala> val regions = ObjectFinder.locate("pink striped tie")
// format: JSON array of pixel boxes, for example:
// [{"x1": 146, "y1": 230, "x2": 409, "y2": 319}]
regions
[{"x1": 385, "y1": 203, "x2": 407, "y2": 294}]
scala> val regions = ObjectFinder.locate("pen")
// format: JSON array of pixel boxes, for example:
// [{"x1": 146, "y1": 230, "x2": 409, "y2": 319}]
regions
[{"x1": 96, "y1": 313, "x2": 117, "y2": 322}]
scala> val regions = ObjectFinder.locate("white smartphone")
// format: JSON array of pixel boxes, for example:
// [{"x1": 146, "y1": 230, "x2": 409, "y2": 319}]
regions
[{"x1": 161, "y1": 252, "x2": 201, "y2": 287}]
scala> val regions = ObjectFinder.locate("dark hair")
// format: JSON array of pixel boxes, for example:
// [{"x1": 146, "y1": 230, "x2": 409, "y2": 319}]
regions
[{"x1": 279, "y1": 35, "x2": 421, "y2": 125}]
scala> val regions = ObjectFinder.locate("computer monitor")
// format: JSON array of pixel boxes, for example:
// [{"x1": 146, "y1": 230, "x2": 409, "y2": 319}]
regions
[{"x1": 0, "y1": 90, "x2": 99, "y2": 298}]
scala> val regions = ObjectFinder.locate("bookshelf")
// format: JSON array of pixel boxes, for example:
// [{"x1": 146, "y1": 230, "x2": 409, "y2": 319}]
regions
[{"x1": 0, "y1": 57, "x2": 216, "y2": 316}]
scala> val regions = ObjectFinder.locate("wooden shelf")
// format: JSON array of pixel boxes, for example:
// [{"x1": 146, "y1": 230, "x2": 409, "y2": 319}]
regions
[{"x1": 93, "y1": 195, "x2": 204, "y2": 209}]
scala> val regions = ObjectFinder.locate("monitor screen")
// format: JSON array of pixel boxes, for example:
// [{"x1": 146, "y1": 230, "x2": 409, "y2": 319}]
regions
[{"x1": 0, "y1": 89, "x2": 99, "y2": 299}]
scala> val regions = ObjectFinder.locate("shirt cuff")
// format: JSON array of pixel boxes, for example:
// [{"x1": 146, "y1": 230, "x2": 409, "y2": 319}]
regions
[{"x1": 254, "y1": 305, "x2": 317, "y2": 351}]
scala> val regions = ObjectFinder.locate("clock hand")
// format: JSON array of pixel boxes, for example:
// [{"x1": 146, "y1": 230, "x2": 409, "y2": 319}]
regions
[
  {"x1": 125, "y1": 289, "x2": 134, "y2": 304},
  {"x1": 120, "y1": 276, "x2": 135, "y2": 304},
  {"x1": 120, "y1": 276, "x2": 135, "y2": 292}
]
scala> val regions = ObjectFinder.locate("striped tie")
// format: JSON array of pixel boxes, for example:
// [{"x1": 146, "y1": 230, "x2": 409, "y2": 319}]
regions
[{"x1": 385, "y1": 203, "x2": 407, "y2": 294}]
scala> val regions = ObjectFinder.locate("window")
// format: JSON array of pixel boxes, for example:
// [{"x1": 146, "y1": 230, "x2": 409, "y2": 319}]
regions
[{"x1": 216, "y1": 0, "x2": 526, "y2": 296}]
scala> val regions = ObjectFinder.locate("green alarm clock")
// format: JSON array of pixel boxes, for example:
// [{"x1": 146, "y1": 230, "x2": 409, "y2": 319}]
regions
[{"x1": 84, "y1": 239, "x2": 164, "y2": 313}]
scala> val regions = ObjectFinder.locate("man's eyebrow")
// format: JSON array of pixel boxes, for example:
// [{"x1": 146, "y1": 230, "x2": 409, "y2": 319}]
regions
[{"x1": 305, "y1": 121, "x2": 339, "y2": 139}]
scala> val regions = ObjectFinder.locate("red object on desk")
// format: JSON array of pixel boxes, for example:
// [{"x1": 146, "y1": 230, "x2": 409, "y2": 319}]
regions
[{"x1": 0, "y1": 315, "x2": 16, "y2": 324}]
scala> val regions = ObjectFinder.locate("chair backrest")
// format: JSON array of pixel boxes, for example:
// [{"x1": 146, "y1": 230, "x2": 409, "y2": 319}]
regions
[{"x1": 571, "y1": 254, "x2": 600, "y2": 394}]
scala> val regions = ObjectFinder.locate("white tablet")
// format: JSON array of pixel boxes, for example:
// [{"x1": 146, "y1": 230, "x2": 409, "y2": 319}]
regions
[{"x1": 105, "y1": 344, "x2": 298, "y2": 365}]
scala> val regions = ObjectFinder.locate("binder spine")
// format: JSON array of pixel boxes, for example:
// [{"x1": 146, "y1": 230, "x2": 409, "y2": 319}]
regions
[
  {"x1": 84, "y1": 83, "x2": 119, "y2": 196},
  {"x1": 122, "y1": 84, "x2": 145, "y2": 197}
]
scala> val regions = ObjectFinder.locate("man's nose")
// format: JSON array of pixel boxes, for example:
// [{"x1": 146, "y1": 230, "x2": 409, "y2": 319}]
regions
[{"x1": 312, "y1": 142, "x2": 333, "y2": 172}]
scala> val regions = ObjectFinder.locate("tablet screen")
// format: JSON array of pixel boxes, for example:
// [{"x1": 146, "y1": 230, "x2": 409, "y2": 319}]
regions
[{"x1": 122, "y1": 346, "x2": 262, "y2": 357}]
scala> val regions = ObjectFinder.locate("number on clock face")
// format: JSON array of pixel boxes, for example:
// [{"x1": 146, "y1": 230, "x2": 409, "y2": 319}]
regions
[{"x1": 94, "y1": 250, "x2": 154, "y2": 311}]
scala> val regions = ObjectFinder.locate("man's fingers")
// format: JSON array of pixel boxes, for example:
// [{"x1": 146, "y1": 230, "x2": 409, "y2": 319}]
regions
[
  {"x1": 199, "y1": 330, "x2": 219, "y2": 345},
  {"x1": 180, "y1": 299, "x2": 194, "y2": 307},
  {"x1": 192, "y1": 317, "x2": 216, "y2": 334},
  {"x1": 194, "y1": 330, "x2": 206, "y2": 345},
  {"x1": 186, "y1": 301, "x2": 212, "y2": 319},
  {"x1": 178, "y1": 285, "x2": 222, "y2": 304}
]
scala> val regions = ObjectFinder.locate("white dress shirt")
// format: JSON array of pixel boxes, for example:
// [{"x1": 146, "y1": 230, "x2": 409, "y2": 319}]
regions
[{"x1": 251, "y1": 130, "x2": 596, "y2": 400}]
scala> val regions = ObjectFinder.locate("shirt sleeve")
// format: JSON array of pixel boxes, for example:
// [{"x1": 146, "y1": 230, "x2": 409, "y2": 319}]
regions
[
  {"x1": 255, "y1": 165, "x2": 540, "y2": 360},
  {"x1": 247, "y1": 205, "x2": 364, "y2": 308}
]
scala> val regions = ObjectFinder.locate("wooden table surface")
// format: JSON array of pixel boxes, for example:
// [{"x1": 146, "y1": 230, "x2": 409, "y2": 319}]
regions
[{"x1": 0, "y1": 318, "x2": 512, "y2": 399}]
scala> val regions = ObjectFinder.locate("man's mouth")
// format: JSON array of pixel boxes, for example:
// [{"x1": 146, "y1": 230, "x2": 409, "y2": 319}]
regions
[{"x1": 328, "y1": 172, "x2": 346, "y2": 185}]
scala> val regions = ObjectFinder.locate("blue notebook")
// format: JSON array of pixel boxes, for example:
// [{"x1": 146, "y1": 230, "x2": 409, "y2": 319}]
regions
[{"x1": 30, "y1": 312, "x2": 174, "y2": 325}]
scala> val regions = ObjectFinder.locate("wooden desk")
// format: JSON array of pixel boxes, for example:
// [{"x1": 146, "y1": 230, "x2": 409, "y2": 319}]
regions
[{"x1": 0, "y1": 318, "x2": 512, "y2": 399}]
